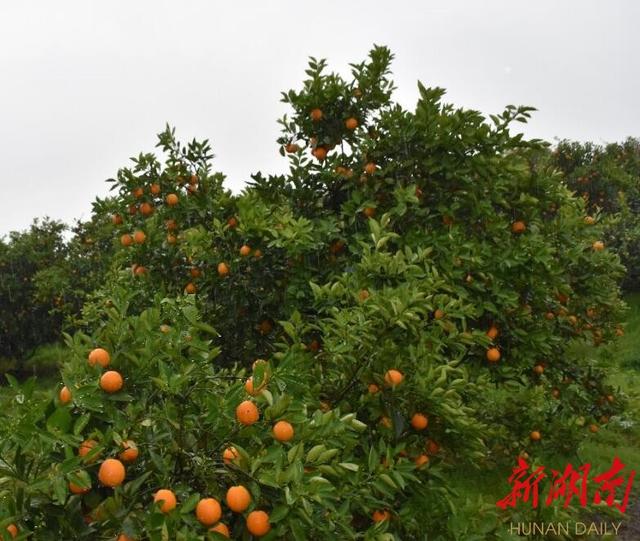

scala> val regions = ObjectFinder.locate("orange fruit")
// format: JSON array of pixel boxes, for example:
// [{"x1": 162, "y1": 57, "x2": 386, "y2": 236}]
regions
[
  {"x1": 312, "y1": 146, "x2": 328, "y2": 161},
  {"x1": 285, "y1": 143, "x2": 300, "y2": 153},
  {"x1": 258, "y1": 319, "x2": 273, "y2": 335},
  {"x1": 530, "y1": 430, "x2": 541, "y2": 441},
  {"x1": 362, "y1": 207, "x2": 375, "y2": 218},
  {"x1": 209, "y1": 523, "x2": 230, "y2": 537},
  {"x1": 154, "y1": 489, "x2": 177, "y2": 513},
  {"x1": 310, "y1": 108, "x2": 323, "y2": 122},
  {"x1": 511, "y1": 221, "x2": 526, "y2": 234},
  {"x1": 100, "y1": 371, "x2": 123, "y2": 393},
  {"x1": 140, "y1": 202, "x2": 154, "y2": 216},
  {"x1": 133, "y1": 265, "x2": 147, "y2": 277},
  {"x1": 384, "y1": 369, "x2": 404, "y2": 387},
  {"x1": 189, "y1": 174, "x2": 199, "y2": 185},
  {"x1": 184, "y1": 282, "x2": 196, "y2": 295},
  {"x1": 379, "y1": 416, "x2": 392, "y2": 428},
  {"x1": 414, "y1": 454, "x2": 429, "y2": 468},
  {"x1": 117, "y1": 535, "x2": 135, "y2": 541},
  {"x1": 364, "y1": 162, "x2": 377, "y2": 175},
  {"x1": 442, "y1": 215, "x2": 454, "y2": 226},
  {"x1": 584, "y1": 216, "x2": 595, "y2": 225},
  {"x1": 533, "y1": 364, "x2": 544, "y2": 375},
  {"x1": 166, "y1": 234, "x2": 177, "y2": 245},
  {"x1": 6, "y1": 525, "x2": 18, "y2": 539},
  {"x1": 226, "y1": 485, "x2": 251, "y2": 512},
  {"x1": 69, "y1": 479, "x2": 91, "y2": 494},
  {"x1": 588, "y1": 424, "x2": 599, "y2": 433},
  {"x1": 433, "y1": 309, "x2": 445, "y2": 320},
  {"x1": 272, "y1": 420, "x2": 294, "y2": 442},
  {"x1": 150, "y1": 183, "x2": 161, "y2": 195},
  {"x1": 217, "y1": 262, "x2": 230, "y2": 277},
  {"x1": 227, "y1": 216, "x2": 238, "y2": 228},
  {"x1": 425, "y1": 439, "x2": 440, "y2": 455},
  {"x1": 345, "y1": 117, "x2": 358, "y2": 130},
  {"x1": 223, "y1": 446, "x2": 239, "y2": 465},
  {"x1": 592, "y1": 240, "x2": 604, "y2": 251},
  {"x1": 486, "y1": 326, "x2": 499, "y2": 340},
  {"x1": 120, "y1": 234, "x2": 133, "y2": 247},
  {"x1": 132, "y1": 187, "x2": 144, "y2": 198},
  {"x1": 246, "y1": 510, "x2": 271, "y2": 537},
  {"x1": 551, "y1": 388, "x2": 560, "y2": 399},
  {"x1": 165, "y1": 219, "x2": 177, "y2": 231},
  {"x1": 368, "y1": 383, "x2": 380, "y2": 394},
  {"x1": 133, "y1": 230, "x2": 146, "y2": 244},
  {"x1": 372, "y1": 509, "x2": 391, "y2": 522},
  {"x1": 79, "y1": 439, "x2": 100, "y2": 462},
  {"x1": 98, "y1": 458, "x2": 126, "y2": 488},
  {"x1": 59, "y1": 385, "x2": 72, "y2": 405},
  {"x1": 486, "y1": 348, "x2": 501, "y2": 363},
  {"x1": 88, "y1": 347, "x2": 111, "y2": 367},
  {"x1": 196, "y1": 498, "x2": 222, "y2": 526},
  {"x1": 545, "y1": 311, "x2": 555, "y2": 320},
  {"x1": 358, "y1": 289, "x2": 370, "y2": 301},
  {"x1": 236, "y1": 400, "x2": 260, "y2": 426},
  {"x1": 254, "y1": 248, "x2": 263, "y2": 259},
  {"x1": 112, "y1": 214, "x2": 123, "y2": 225},
  {"x1": 239, "y1": 244, "x2": 251, "y2": 256},
  {"x1": 244, "y1": 377, "x2": 264, "y2": 396},
  {"x1": 119, "y1": 440, "x2": 139, "y2": 463},
  {"x1": 128, "y1": 204, "x2": 137, "y2": 216},
  {"x1": 410, "y1": 413, "x2": 428, "y2": 430},
  {"x1": 165, "y1": 193, "x2": 179, "y2": 206}
]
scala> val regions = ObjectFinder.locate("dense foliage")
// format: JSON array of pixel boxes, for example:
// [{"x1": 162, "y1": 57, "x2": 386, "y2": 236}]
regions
[{"x1": 0, "y1": 47, "x2": 630, "y2": 540}]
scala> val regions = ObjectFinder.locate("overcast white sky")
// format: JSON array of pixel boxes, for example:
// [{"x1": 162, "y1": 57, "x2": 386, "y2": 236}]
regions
[{"x1": 1, "y1": 1, "x2": 638, "y2": 236}]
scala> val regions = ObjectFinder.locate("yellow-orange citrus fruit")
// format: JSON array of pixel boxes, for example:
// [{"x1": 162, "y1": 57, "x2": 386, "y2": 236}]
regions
[
  {"x1": 414, "y1": 454, "x2": 429, "y2": 468},
  {"x1": 530, "y1": 430, "x2": 541, "y2": 441},
  {"x1": 154, "y1": 489, "x2": 177, "y2": 513},
  {"x1": 88, "y1": 347, "x2": 111, "y2": 367},
  {"x1": 239, "y1": 244, "x2": 251, "y2": 256},
  {"x1": 184, "y1": 282, "x2": 196, "y2": 295},
  {"x1": 166, "y1": 234, "x2": 177, "y2": 245},
  {"x1": 69, "y1": 479, "x2": 91, "y2": 494},
  {"x1": 486, "y1": 348, "x2": 501, "y2": 363},
  {"x1": 589, "y1": 424, "x2": 599, "y2": 433},
  {"x1": 592, "y1": 240, "x2": 604, "y2": 251},
  {"x1": 196, "y1": 498, "x2": 222, "y2": 526},
  {"x1": 112, "y1": 214, "x2": 123, "y2": 225},
  {"x1": 533, "y1": 364, "x2": 544, "y2": 375},
  {"x1": 117, "y1": 535, "x2": 135, "y2": 541},
  {"x1": 133, "y1": 230, "x2": 146, "y2": 244},
  {"x1": 223, "y1": 446, "x2": 239, "y2": 465},
  {"x1": 217, "y1": 262, "x2": 230, "y2": 277},
  {"x1": 285, "y1": 143, "x2": 300, "y2": 153},
  {"x1": 100, "y1": 371, "x2": 123, "y2": 393},
  {"x1": 165, "y1": 193, "x2": 179, "y2": 206},
  {"x1": 79, "y1": 439, "x2": 99, "y2": 462},
  {"x1": 364, "y1": 162, "x2": 377, "y2": 175},
  {"x1": 584, "y1": 215, "x2": 595, "y2": 225},
  {"x1": 246, "y1": 510, "x2": 271, "y2": 537},
  {"x1": 372, "y1": 510, "x2": 391, "y2": 522},
  {"x1": 209, "y1": 523, "x2": 230, "y2": 537},
  {"x1": 273, "y1": 420, "x2": 294, "y2": 442},
  {"x1": 119, "y1": 440, "x2": 139, "y2": 463},
  {"x1": 98, "y1": 458, "x2": 126, "y2": 488},
  {"x1": 132, "y1": 187, "x2": 144, "y2": 198},
  {"x1": 150, "y1": 183, "x2": 161, "y2": 195},
  {"x1": 358, "y1": 289, "x2": 370, "y2": 302},
  {"x1": 120, "y1": 233, "x2": 133, "y2": 247},
  {"x1": 362, "y1": 207, "x2": 375, "y2": 218},
  {"x1": 368, "y1": 383, "x2": 380, "y2": 394},
  {"x1": 236, "y1": 400, "x2": 260, "y2": 426},
  {"x1": 345, "y1": 117, "x2": 358, "y2": 130},
  {"x1": 425, "y1": 439, "x2": 440, "y2": 455},
  {"x1": 384, "y1": 369, "x2": 404, "y2": 387},
  {"x1": 433, "y1": 309, "x2": 445, "y2": 320},
  {"x1": 59, "y1": 385, "x2": 72, "y2": 405},
  {"x1": 312, "y1": 146, "x2": 328, "y2": 161},
  {"x1": 511, "y1": 221, "x2": 526, "y2": 234},
  {"x1": 486, "y1": 326, "x2": 499, "y2": 339},
  {"x1": 227, "y1": 216, "x2": 238, "y2": 228},
  {"x1": 310, "y1": 108, "x2": 323, "y2": 122},
  {"x1": 410, "y1": 413, "x2": 428, "y2": 430},
  {"x1": 6, "y1": 525, "x2": 18, "y2": 539},
  {"x1": 140, "y1": 202, "x2": 154, "y2": 216},
  {"x1": 226, "y1": 485, "x2": 251, "y2": 512},
  {"x1": 254, "y1": 248, "x2": 263, "y2": 258}
]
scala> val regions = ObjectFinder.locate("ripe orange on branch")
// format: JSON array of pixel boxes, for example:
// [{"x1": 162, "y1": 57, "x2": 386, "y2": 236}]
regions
[
  {"x1": 98, "y1": 458, "x2": 126, "y2": 488},
  {"x1": 384, "y1": 369, "x2": 404, "y2": 387},
  {"x1": 273, "y1": 420, "x2": 295, "y2": 442},
  {"x1": 100, "y1": 371, "x2": 123, "y2": 393},
  {"x1": 154, "y1": 489, "x2": 177, "y2": 513},
  {"x1": 246, "y1": 510, "x2": 271, "y2": 537},
  {"x1": 236, "y1": 400, "x2": 260, "y2": 426},
  {"x1": 226, "y1": 485, "x2": 251, "y2": 512},
  {"x1": 88, "y1": 348, "x2": 111, "y2": 367},
  {"x1": 196, "y1": 498, "x2": 222, "y2": 526}
]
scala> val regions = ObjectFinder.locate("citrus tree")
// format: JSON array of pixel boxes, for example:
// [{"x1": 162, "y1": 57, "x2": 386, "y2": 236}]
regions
[{"x1": 0, "y1": 47, "x2": 627, "y2": 540}]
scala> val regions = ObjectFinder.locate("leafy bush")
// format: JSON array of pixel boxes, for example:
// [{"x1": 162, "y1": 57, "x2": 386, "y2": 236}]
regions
[
  {"x1": 0, "y1": 47, "x2": 628, "y2": 540},
  {"x1": 550, "y1": 138, "x2": 640, "y2": 291}
]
